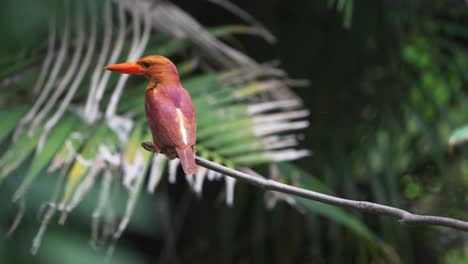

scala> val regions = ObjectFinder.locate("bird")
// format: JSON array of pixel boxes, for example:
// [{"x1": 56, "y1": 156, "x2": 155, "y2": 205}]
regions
[{"x1": 104, "y1": 55, "x2": 197, "y2": 175}]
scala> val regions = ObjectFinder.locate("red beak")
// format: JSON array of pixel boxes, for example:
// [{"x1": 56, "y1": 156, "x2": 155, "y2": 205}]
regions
[{"x1": 104, "y1": 61, "x2": 145, "y2": 75}]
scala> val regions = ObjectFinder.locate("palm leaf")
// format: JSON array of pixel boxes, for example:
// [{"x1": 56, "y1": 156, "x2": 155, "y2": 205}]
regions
[
  {"x1": 13, "y1": 111, "x2": 80, "y2": 201},
  {"x1": 0, "y1": 105, "x2": 29, "y2": 144},
  {"x1": 0, "y1": 0, "x2": 383, "y2": 259}
]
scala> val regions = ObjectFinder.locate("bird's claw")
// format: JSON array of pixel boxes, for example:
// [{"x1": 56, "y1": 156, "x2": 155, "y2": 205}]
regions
[{"x1": 141, "y1": 141, "x2": 155, "y2": 152}]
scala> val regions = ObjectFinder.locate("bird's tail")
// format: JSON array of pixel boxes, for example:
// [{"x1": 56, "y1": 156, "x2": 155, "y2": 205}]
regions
[{"x1": 176, "y1": 145, "x2": 197, "y2": 175}]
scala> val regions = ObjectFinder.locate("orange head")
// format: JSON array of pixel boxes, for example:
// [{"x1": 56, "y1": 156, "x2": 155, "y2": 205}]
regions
[{"x1": 104, "y1": 55, "x2": 180, "y2": 85}]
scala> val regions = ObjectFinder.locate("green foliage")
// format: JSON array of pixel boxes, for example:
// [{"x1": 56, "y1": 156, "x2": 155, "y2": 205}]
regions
[
  {"x1": 1, "y1": 0, "x2": 468, "y2": 263},
  {"x1": 0, "y1": 0, "x2": 323, "y2": 262}
]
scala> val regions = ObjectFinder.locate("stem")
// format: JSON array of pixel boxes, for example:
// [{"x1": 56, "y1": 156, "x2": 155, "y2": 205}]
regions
[{"x1": 194, "y1": 156, "x2": 468, "y2": 232}]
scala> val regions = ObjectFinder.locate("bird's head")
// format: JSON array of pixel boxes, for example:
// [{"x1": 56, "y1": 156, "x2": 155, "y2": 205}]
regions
[{"x1": 104, "y1": 55, "x2": 179, "y2": 85}]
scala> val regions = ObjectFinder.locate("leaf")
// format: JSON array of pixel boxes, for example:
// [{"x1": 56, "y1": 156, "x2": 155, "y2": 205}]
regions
[
  {"x1": 276, "y1": 162, "x2": 332, "y2": 195},
  {"x1": 42, "y1": 230, "x2": 146, "y2": 264},
  {"x1": 0, "y1": 104, "x2": 29, "y2": 144},
  {"x1": 216, "y1": 140, "x2": 264, "y2": 157},
  {"x1": 192, "y1": 81, "x2": 273, "y2": 107},
  {"x1": 297, "y1": 198, "x2": 397, "y2": 260},
  {"x1": 182, "y1": 73, "x2": 221, "y2": 95},
  {"x1": 449, "y1": 124, "x2": 468, "y2": 148},
  {"x1": 0, "y1": 124, "x2": 41, "y2": 182},
  {"x1": 276, "y1": 163, "x2": 397, "y2": 260},
  {"x1": 0, "y1": 1, "x2": 315, "y2": 256},
  {"x1": 196, "y1": 105, "x2": 248, "y2": 130},
  {"x1": 123, "y1": 122, "x2": 146, "y2": 163},
  {"x1": 147, "y1": 25, "x2": 259, "y2": 57},
  {"x1": 299, "y1": 198, "x2": 378, "y2": 241},
  {"x1": 13, "y1": 112, "x2": 80, "y2": 201},
  {"x1": 110, "y1": 122, "x2": 152, "y2": 241},
  {"x1": 0, "y1": 53, "x2": 42, "y2": 81},
  {"x1": 200, "y1": 128, "x2": 257, "y2": 149},
  {"x1": 60, "y1": 122, "x2": 119, "y2": 209}
]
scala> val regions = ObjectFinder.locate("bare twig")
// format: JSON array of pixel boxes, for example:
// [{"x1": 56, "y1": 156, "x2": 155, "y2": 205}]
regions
[{"x1": 194, "y1": 156, "x2": 468, "y2": 232}]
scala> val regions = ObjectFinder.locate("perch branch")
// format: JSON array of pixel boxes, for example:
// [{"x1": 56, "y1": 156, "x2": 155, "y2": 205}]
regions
[{"x1": 194, "y1": 156, "x2": 468, "y2": 232}]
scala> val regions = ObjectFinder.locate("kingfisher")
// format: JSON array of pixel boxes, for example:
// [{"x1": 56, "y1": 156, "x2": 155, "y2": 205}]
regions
[{"x1": 105, "y1": 55, "x2": 197, "y2": 175}]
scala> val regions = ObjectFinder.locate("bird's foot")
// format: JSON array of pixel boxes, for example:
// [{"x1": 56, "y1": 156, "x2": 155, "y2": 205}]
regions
[{"x1": 141, "y1": 141, "x2": 156, "y2": 152}]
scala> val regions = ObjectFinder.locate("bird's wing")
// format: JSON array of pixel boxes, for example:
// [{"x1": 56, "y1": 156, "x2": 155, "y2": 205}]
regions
[
  {"x1": 145, "y1": 87, "x2": 196, "y2": 150},
  {"x1": 177, "y1": 88, "x2": 196, "y2": 144}
]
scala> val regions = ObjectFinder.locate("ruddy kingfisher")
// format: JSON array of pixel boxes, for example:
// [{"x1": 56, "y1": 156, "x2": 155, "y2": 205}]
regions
[{"x1": 104, "y1": 55, "x2": 197, "y2": 175}]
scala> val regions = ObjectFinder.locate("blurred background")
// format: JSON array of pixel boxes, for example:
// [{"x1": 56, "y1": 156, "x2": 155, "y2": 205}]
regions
[{"x1": 1, "y1": 0, "x2": 468, "y2": 263}]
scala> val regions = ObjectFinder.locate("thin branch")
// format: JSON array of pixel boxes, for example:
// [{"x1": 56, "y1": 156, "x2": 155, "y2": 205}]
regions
[{"x1": 194, "y1": 156, "x2": 468, "y2": 232}]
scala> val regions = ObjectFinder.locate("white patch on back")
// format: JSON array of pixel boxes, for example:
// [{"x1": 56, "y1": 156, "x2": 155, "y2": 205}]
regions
[{"x1": 176, "y1": 108, "x2": 188, "y2": 144}]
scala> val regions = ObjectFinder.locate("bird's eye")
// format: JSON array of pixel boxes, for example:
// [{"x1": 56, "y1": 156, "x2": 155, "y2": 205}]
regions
[{"x1": 141, "y1": 61, "x2": 151, "y2": 68}]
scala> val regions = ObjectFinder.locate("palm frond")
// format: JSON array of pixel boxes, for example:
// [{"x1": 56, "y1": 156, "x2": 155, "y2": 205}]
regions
[{"x1": 0, "y1": 0, "x2": 388, "y2": 257}]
